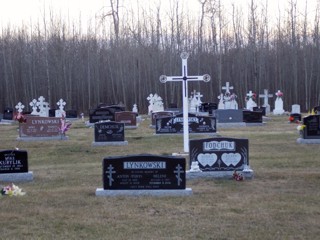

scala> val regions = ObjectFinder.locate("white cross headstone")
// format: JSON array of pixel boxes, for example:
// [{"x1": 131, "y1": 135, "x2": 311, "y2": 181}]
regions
[
  {"x1": 259, "y1": 89, "x2": 273, "y2": 114},
  {"x1": 15, "y1": 102, "x2": 25, "y2": 113},
  {"x1": 246, "y1": 91, "x2": 257, "y2": 111},
  {"x1": 55, "y1": 98, "x2": 66, "y2": 117},
  {"x1": 37, "y1": 96, "x2": 50, "y2": 117},
  {"x1": 159, "y1": 52, "x2": 210, "y2": 153},
  {"x1": 132, "y1": 104, "x2": 138, "y2": 113},
  {"x1": 29, "y1": 99, "x2": 39, "y2": 115},
  {"x1": 222, "y1": 82, "x2": 234, "y2": 94}
]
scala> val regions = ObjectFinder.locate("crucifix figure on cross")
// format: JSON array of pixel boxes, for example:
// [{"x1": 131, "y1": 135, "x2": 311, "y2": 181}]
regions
[{"x1": 159, "y1": 52, "x2": 210, "y2": 153}]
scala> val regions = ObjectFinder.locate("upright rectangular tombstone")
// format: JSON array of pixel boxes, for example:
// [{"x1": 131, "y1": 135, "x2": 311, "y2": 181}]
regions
[
  {"x1": 188, "y1": 137, "x2": 253, "y2": 179},
  {"x1": 66, "y1": 110, "x2": 78, "y2": 119},
  {"x1": 92, "y1": 121, "x2": 127, "y2": 146},
  {"x1": 18, "y1": 115, "x2": 66, "y2": 140},
  {"x1": 155, "y1": 113, "x2": 216, "y2": 134},
  {"x1": 89, "y1": 108, "x2": 114, "y2": 123},
  {"x1": 302, "y1": 115, "x2": 320, "y2": 139},
  {"x1": 102, "y1": 155, "x2": 186, "y2": 190},
  {"x1": 115, "y1": 111, "x2": 137, "y2": 128},
  {"x1": 213, "y1": 109, "x2": 243, "y2": 123},
  {"x1": 151, "y1": 111, "x2": 175, "y2": 127},
  {"x1": 243, "y1": 110, "x2": 263, "y2": 123},
  {"x1": 0, "y1": 150, "x2": 33, "y2": 182}
]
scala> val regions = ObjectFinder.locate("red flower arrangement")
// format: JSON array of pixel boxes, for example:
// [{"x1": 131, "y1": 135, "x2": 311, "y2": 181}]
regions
[
  {"x1": 14, "y1": 112, "x2": 26, "y2": 123},
  {"x1": 233, "y1": 170, "x2": 243, "y2": 181},
  {"x1": 276, "y1": 91, "x2": 283, "y2": 97}
]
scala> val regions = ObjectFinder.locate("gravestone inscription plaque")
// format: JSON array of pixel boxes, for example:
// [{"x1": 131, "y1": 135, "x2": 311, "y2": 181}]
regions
[
  {"x1": 102, "y1": 155, "x2": 186, "y2": 190},
  {"x1": 115, "y1": 111, "x2": 137, "y2": 127}
]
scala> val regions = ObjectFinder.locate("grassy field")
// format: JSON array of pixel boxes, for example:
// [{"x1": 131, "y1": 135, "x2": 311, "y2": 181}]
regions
[{"x1": 1, "y1": 115, "x2": 320, "y2": 240}]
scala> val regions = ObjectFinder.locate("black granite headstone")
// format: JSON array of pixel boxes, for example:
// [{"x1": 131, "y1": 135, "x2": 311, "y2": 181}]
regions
[
  {"x1": 49, "y1": 109, "x2": 56, "y2": 117},
  {"x1": 66, "y1": 110, "x2": 78, "y2": 118},
  {"x1": 102, "y1": 155, "x2": 186, "y2": 190},
  {"x1": 189, "y1": 137, "x2": 249, "y2": 171},
  {"x1": 200, "y1": 102, "x2": 218, "y2": 114},
  {"x1": 253, "y1": 106, "x2": 266, "y2": 116},
  {"x1": 213, "y1": 109, "x2": 243, "y2": 123},
  {"x1": 303, "y1": 115, "x2": 320, "y2": 139},
  {"x1": 3, "y1": 107, "x2": 13, "y2": 120},
  {"x1": 0, "y1": 150, "x2": 28, "y2": 174},
  {"x1": 89, "y1": 108, "x2": 115, "y2": 123},
  {"x1": 156, "y1": 113, "x2": 216, "y2": 134},
  {"x1": 94, "y1": 121, "x2": 125, "y2": 142},
  {"x1": 243, "y1": 110, "x2": 263, "y2": 123},
  {"x1": 313, "y1": 106, "x2": 320, "y2": 115}
]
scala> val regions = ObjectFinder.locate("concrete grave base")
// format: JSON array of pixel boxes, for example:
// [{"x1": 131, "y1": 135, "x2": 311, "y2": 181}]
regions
[
  {"x1": 95, "y1": 188, "x2": 193, "y2": 197},
  {"x1": 217, "y1": 122, "x2": 246, "y2": 128},
  {"x1": 245, "y1": 122, "x2": 266, "y2": 127},
  {"x1": 17, "y1": 136, "x2": 69, "y2": 141},
  {"x1": 0, "y1": 120, "x2": 14, "y2": 125},
  {"x1": 92, "y1": 141, "x2": 128, "y2": 146},
  {"x1": 297, "y1": 138, "x2": 320, "y2": 144},
  {"x1": 0, "y1": 172, "x2": 33, "y2": 182},
  {"x1": 186, "y1": 169, "x2": 254, "y2": 180}
]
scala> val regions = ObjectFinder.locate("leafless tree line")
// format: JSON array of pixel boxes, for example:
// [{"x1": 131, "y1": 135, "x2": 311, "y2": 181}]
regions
[{"x1": 1, "y1": 0, "x2": 320, "y2": 114}]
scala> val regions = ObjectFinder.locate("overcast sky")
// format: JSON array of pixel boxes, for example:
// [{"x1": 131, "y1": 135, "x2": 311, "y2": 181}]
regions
[{"x1": 0, "y1": 0, "x2": 318, "y2": 30}]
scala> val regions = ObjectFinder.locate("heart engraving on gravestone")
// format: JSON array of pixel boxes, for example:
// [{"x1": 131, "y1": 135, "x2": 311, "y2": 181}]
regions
[
  {"x1": 197, "y1": 153, "x2": 217, "y2": 167},
  {"x1": 221, "y1": 153, "x2": 241, "y2": 166}
]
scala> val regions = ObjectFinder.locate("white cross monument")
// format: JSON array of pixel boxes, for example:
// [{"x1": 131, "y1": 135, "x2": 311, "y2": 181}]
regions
[
  {"x1": 259, "y1": 89, "x2": 273, "y2": 114},
  {"x1": 15, "y1": 102, "x2": 25, "y2": 113},
  {"x1": 159, "y1": 52, "x2": 210, "y2": 153},
  {"x1": 222, "y1": 82, "x2": 233, "y2": 94}
]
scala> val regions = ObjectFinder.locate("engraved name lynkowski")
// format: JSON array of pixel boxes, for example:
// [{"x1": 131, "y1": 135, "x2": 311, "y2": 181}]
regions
[
  {"x1": 123, "y1": 162, "x2": 166, "y2": 169},
  {"x1": 203, "y1": 141, "x2": 235, "y2": 151}
]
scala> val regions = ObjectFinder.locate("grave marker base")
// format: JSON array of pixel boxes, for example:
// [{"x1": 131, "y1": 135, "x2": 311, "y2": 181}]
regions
[
  {"x1": 0, "y1": 120, "x2": 14, "y2": 125},
  {"x1": 95, "y1": 188, "x2": 193, "y2": 197},
  {"x1": 217, "y1": 122, "x2": 246, "y2": 128},
  {"x1": 186, "y1": 169, "x2": 254, "y2": 180},
  {"x1": 17, "y1": 136, "x2": 69, "y2": 141},
  {"x1": 297, "y1": 138, "x2": 320, "y2": 144},
  {"x1": 91, "y1": 141, "x2": 128, "y2": 146},
  {"x1": 0, "y1": 172, "x2": 33, "y2": 182}
]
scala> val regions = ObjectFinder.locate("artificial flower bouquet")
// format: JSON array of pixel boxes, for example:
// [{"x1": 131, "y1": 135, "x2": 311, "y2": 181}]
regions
[{"x1": 1, "y1": 183, "x2": 26, "y2": 196}]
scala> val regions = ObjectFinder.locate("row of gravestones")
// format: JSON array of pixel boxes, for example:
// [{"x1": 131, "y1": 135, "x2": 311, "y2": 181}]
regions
[
  {"x1": 1, "y1": 96, "x2": 78, "y2": 121},
  {"x1": 0, "y1": 136, "x2": 252, "y2": 195}
]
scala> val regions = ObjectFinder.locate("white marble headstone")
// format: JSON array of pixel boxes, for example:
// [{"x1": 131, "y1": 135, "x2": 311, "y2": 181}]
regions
[
  {"x1": 273, "y1": 90, "x2": 285, "y2": 115},
  {"x1": 15, "y1": 102, "x2": 25, "y2": 113},
  {"x1": 246, "y1": 91, "x2": 257, "y2": 111},
  {"x1": 291, "y1": 104, "x2": 300, "y2": 114}
]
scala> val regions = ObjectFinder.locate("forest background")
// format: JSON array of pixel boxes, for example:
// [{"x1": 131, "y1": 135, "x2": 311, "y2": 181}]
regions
[{"x1": 1, "y1": 0, "x2": 320, "y2": 114}]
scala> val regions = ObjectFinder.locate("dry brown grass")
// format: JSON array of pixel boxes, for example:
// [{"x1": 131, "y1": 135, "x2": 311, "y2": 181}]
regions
[{"x1": 1, "y1": 115, "x2": 320, "y2": 240}]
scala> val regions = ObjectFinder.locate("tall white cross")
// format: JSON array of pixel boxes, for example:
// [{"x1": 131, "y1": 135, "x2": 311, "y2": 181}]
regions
[
  {"x1": 259, "y1": 89, "x2": 273, "y2": 106},
  {"x1": 159, "y1": 52, "x2": 210, "y2": 153},
  {"x1": 222, "y1": 82, "x2": 233, "y2": 94}
]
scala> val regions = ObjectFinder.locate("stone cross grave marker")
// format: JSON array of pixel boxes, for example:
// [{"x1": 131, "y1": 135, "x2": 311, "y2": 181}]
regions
[
  {"x1": 222, "y1": 82, "x2": 233, "y2": 94},
  {"x1": 15, "y1": 102, "x2": 25, "y2": 113},
  {"x1": 246, "y1": 91, "x2": 257, "y2": 111},
  {"x1": 37, "y1": 96, "x2": 50, "y2": 117},
  {"x1": 56, "y1": 98, "x2": 66, "y2": 117},
  {"x1": 159, "y1": 52, "x2": 210, "y2": 153},
  {"x1": 259, "y1": 89, "x2": 273, "y2": 114},
  {"x1": 29, "y1": 99, "x2": 38, "y2": 115}
]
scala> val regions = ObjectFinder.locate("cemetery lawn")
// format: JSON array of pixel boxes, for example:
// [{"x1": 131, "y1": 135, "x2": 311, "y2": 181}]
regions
[{"x1": 1, "y1": 115, "x2": 320, "y2": 240}]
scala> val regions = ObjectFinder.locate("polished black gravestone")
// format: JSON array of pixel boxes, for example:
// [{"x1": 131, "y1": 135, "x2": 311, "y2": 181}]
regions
[
  {"x1": 96, "y1": 155, "x2": 192, "y2": 196},
  {"x1": 297, "y1": 115, "x2": 320, "y2": 144},
  {"x1": 89, "y1": 108, "x2": 115, "y2": 123},
  {"x1": 243, "y1": 110, "x2": 263, "y2": 124},
  {"x1": 155, "y1": 113, "x2": 216, "y2": 134},
  {"x1": 0, "y1": 150, "x2": 33, "y2": 182},
  {"x1": 92, "y1": 121, "x2": 128, "y2": 146},
  {"x1": 3, "y1": 107, "x2": 14, "y2": 120},
  {"x1": 188, "y1": 137, "x2": 253, "y2": 179},
  {"x1": 253, "y1": 106, "x2": 266, "y2": 116}
]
